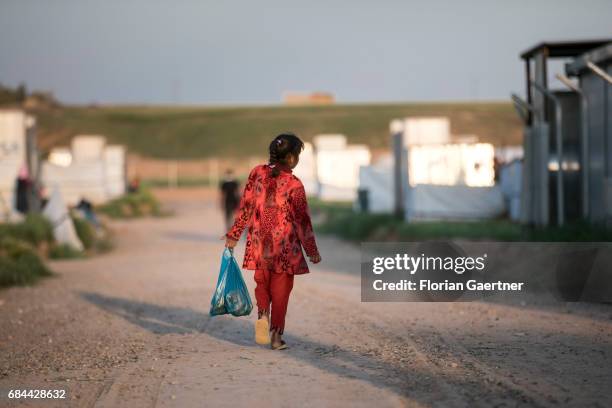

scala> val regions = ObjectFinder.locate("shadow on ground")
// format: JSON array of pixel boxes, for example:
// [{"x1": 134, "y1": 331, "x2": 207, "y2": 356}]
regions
[{"x1": 80, "y1": 291, "x2": 545, "y2": 407}]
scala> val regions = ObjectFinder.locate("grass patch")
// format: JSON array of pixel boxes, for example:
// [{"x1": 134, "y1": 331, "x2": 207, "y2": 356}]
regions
[
  {"x1": 0, "y1": 210, "x2": 116, "y2": 288},
  {"x1": 71, "y1": 214, "x2": 115, "y2": 254},
  {"x1": 0, "y1": 214, "x2": 54, "y2": 247},
  {"x1": 0, "y1": 214, "x2": 87, "y2": 262},
  {"x1": 48, "y1": 243, "x2": 84, "y2": 259},
  {"x1": 97, "y1": 189, "x2": 164, "y2": 219},
  {"x1": 312, "y1": 202, "x2": 612, "y2": 242},
  {"x1": 142, "y1": 177, "x2": 217, "y2": 189},
  {"x1": 34, "y1": 102, "x2": 522, "y2": 159},
  {"x1": 0, "y1": 237, "x2": 53, "y2": 287},
  {"x1": 141, "y1": 174, "x2": 249, "y2": 189},
  {"x1": 72, "y1": 216, "x2": 95, "y2": 250}
]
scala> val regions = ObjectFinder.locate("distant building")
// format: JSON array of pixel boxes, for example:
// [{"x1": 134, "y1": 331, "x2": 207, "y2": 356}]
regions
[
  {"x1": 23, "y1": 91, "x2": 59, "y2": 110},
  {"x1": 283, "y1": 92, "x2": 335, "y2": 105}
]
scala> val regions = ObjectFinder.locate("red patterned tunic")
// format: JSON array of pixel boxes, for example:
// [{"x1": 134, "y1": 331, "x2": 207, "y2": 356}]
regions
[{"x1": 226, "y1": 164, "x2": 320, "y2": 275}]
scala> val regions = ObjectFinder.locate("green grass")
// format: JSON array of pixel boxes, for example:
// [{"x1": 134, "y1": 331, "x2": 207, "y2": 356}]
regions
[
  {"x1": 0, "y1": 210, "x2": 115, "y2": 268},
  {"x1": 48, "y1": 243, "x2": 84, "y2": 259},
  {"x1": 0, "y1": 214, "x2": 54, "y2": 247},
  {"x1": 71, "y1": 216, "x2": 95, "y2": 249},
  {"x1": 311, "y1": 202, "x2": 612, "y2": 242},
  {"x1": 0, "y1": 237, "x2": 53, "y2": 287},
  {"x1": 0, "y1": 210, "x2": 116, "y2": 287},
  {"x1": 50, "y1": 213, "x2": 114, "y2": 257},
  {"x1": 142, "y1": 177, "x2": 217, "y2": 188},
  {"x1": 71, "y1": 214, "x2": 114, "y2": 253},
  {"x1": 0, "y1": 214, "x2": 87, "y2": 262},
  {"x1": 97, "y1": 189, "x2": 164, "y2": 218},
  {"x1": 34, "y1": 102, "x2": 521, "y2": 159}
]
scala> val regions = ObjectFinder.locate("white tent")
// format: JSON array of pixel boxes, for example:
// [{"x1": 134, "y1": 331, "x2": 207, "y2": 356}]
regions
[
  {"x1": 103, "y1": 145, "x2": 127, "y2": 197},
  {"x1": 388, "y1": 116, "x2": 509, "y2": 220},
  {"x1": 42, "y1": 135, "x2": 126, "y2": 205},
  {"x1": 499, "y1": 160, "x2": 522, "y2": 221},
  {"x1": 407, "y1": 184, "x2": 505, "y2": 220},
  {"x1": 42, "y1": 187, "x2": 83, "y2": 251},
  {"x1": 292, "y1": 142, "x2": 317, "y2": 195},
  {"x1": 358, "y1": 155, "x2": 393, "y2": 213},
  {"x1": 408, "y1": 143, "x2": 495, "y2": 187},
  {"x1": 313, "y1": 134, "x2": 347, "y2": 151},
  {"x1": 72, "y1": 135, "x2": 106, "y2": 163},
  {"x1": 0, "y1": 110, "x2": 27, "y2": 220},
  {"x1": 403, "y1": 143, "x2": 503, "y2": 220},
  {"x1": 48, "y1": 147, "x2": 72, "y2": 167},
  {"x1": 43, "y1": 161, "x2": 108, "y2": 204},
  {"x1": 316, "y1": 142, "x2": 371, "y2": 201},
  {"x1": 495, "y1": 146, "x2": 524, "y2": 163},
  {"x1": 402, "y1": 117, "x2": 451, "y2": 146}
]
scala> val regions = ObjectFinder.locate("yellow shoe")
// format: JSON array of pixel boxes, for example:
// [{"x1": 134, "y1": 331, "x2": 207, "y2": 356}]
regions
[
  {"x1": 255, "y1": 318, "x2": 270, "y2": 345},
  {"x1": 271, "y1": 340, "x2": 288, "y2": 350}
]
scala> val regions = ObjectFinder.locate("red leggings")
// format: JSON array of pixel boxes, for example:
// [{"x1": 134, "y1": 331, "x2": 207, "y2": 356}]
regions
[{"x1": 254, "y1": 269, "x2": 294, "y2": 334}]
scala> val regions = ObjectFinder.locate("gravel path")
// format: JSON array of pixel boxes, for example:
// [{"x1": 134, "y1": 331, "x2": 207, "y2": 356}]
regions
[{"x1": 1, "y1": 188, "x2": 611, "y2": 407}]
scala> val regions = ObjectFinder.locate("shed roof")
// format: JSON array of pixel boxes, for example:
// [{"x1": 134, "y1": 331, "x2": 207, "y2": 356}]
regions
[
  {"x1": 565, "y1": 42, "x2": 612, "y2": 75},
  {"x1": 520, "y1": 40, "x2": 612, "y2": 60}
]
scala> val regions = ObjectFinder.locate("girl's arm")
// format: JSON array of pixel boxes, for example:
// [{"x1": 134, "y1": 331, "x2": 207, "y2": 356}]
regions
[
  {"x1": 226, "y1": 168, "x2": 258, "y2": 241},
  {"x1": 291, "y1": 183, "x2": 320, "y2": 261}
]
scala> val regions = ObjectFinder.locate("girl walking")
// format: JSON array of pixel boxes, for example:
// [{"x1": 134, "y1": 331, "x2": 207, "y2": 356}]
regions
[{"x1": 224, "y1": 133, "x2": 321, "y2": 350}]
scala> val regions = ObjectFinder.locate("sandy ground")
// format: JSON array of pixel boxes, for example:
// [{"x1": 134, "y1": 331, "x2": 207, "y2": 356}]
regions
[{"x1": 1, "y1": 188, "x2": 611, "y2": 408}]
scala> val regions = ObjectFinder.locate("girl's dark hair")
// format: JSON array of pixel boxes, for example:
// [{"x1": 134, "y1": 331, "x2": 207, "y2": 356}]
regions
[{"x1": 269, "y1": 133, "x2": 304, "y2": 177}]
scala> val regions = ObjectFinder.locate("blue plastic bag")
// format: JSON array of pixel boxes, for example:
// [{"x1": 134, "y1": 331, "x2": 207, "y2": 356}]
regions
[{"x1": 210, "y1": 248, "x2": 253, "y2": 317}]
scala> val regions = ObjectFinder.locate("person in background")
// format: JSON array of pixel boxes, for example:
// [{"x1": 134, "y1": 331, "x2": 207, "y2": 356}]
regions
[
  {"x1": 219, "y1": 169, "x2": 240, "y2": 232},
  {"x1": 223, "y1": 133, "x2": 321, "y2": 350},
  {"x1": 76, "y1": 198, "x2": 101, "y2": 228},
  {"x1": 39, "y1": 185, "x2": 49, "y2": 210},
  {"x1": 128, "y1": 176, "x2": 140, "y2": 194},
  {"x1": 15, "y1": 164, "x2": 30, "y2": 214},
  {"x1": 493, "y1": 156, "x2": 501, "y2": 183}
]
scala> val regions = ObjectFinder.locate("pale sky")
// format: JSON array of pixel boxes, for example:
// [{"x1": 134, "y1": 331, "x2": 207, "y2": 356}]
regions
[{"x1": 1, "y1": 0, "x2": 611, "y2": 105}]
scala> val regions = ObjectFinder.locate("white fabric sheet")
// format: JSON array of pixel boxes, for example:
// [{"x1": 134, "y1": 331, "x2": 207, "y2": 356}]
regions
[
  {"x1": 42, "y1": 187, "x2": 83, "y2": 251},
  {"x1": 407, "y1": 184, "x2": 505, "y2": 220}
]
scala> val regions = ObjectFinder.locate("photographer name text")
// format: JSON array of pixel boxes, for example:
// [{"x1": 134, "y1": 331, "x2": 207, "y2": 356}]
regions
[{"x1": 373, "y1": 279, "x2": 524, "y2": 291}]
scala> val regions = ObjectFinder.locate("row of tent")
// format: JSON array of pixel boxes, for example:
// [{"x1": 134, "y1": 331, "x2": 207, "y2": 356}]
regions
[
  {"x1": 0, "y1": 110, "x2": 127, "y2": 221},
  {"x1": 300, "y1": 119, "x2": 523, "y2": 222},
  {"x1": 359, "y1": 156, "x2": 522, "y2": 221},
  {"x1": 0, "y1": 109, "x2": 124, "y2": 249}
]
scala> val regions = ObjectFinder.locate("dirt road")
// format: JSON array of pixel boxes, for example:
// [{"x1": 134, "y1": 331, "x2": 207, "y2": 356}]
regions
[{"x1": 1, "y1": 188, "x2": 611, "y2": 407}]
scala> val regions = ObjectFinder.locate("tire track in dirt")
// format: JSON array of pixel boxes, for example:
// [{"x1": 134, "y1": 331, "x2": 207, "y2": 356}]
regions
[{"x1": 299, "y1": 277, "x2": 554, "y2": 407}]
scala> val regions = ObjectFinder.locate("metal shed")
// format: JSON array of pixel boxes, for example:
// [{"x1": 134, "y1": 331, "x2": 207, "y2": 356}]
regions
[
  {"x1": 565, "y1": 43, "x2": 612, "y2": 224},
  {"x1": 513, "y1": 40, "x2": 612, "y2": 227}
]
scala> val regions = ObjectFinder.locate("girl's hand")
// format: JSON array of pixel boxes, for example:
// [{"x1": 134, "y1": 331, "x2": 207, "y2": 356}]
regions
[
  {"x1": 309, "y1": 254, "x2": 321, "y2": 264},
  {"x1": 221, "y1": 235, "x2": 238, "y2": 249}
]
